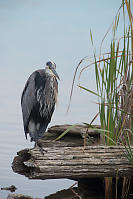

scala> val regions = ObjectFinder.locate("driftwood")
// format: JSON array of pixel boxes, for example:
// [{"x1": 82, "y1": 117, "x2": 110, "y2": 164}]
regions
[
  {"x1": 12, "y1": 145, "x2": 133, "y2": 180},
  {"x1": 1, "y1": 185, "x2": 17, "y2": 192},
  {"x1": 7, "y1": 194, "x2": 33, "y2": 199},
  {"x1": 12, "y1": 125, "x2": 133, "y2": 180}
]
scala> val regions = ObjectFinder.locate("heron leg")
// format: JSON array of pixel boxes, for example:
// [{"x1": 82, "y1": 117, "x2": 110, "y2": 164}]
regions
[{"x1": 35, "y1": 140, "x2": 47, "y2": 155}]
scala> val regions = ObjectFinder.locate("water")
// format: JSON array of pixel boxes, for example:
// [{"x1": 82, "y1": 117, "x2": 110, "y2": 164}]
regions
[
  {"x1": 0, "y1": 60, "x2": 96, "y2": 199},
  {"x1": 0, "y1": 65, "x2": 97, "y2": 199},
  {"x1": 0, "y1": 122, "x2": 74, "y2": 199},
  {"x1": 0, "y1": 1, "x2": 122, "y2": 198},
  {"x1": 0, "y1": 41, "x2": 99, "y2": 199}
]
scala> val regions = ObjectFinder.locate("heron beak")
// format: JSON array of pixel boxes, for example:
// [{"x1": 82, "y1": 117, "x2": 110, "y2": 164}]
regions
[{"x1": 51, "y1": 68, "x2": 60, "y2": 80}]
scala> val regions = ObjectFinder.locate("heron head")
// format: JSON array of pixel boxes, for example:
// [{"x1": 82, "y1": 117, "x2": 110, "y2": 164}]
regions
[{"x1": 46, "y1": 61, "x2": 60, "y2": 80}]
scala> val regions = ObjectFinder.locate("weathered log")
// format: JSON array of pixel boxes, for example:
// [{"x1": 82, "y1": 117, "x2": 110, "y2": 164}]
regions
[
  {"x1": 47, "y1": 124, "x2": 100, "y2": 137},
  {"x1": 12, "y1": 145, "x2": 133, "y2": 180},
  {"x1": 12, "y1": 125, "x2": 133, "y2": 180},
  {"x1": 43, "y1": 124, "x2": 100, "y2": 146}
]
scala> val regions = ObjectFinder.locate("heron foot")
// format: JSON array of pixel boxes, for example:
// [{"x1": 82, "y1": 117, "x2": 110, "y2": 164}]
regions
[{"x1": 35, "y1": 141, "x2": 47, "y2": 155}]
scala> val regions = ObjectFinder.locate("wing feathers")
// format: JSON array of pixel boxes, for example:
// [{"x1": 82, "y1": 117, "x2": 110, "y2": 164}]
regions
[
  {"x1": 21, "y1": 70, "x2": 58, "y2": 140},
  {"x1": 21, "y1": 72, "x2": 38, "y2": 138}
]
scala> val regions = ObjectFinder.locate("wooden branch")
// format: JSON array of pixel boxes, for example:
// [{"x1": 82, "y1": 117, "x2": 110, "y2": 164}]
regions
[{"x1": 12, "y1": 145, "x2": 133, "y2": 180}]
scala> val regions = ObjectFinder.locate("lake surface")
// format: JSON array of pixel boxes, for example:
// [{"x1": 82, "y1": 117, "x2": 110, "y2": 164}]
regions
[
  {"x1": 0, "y1": 122, "x2": 74, "y2": 199},
  {"x1": 0, "y1": 50, "x2": 99, "y2": 199},
  {"x1": 0, "y1": 58, "x2": 98, "y2": 199},
  {"x1": 0, "y1": 1, "x2": 124, "y2": 198},
  {"x1": 0, "y1": 60, "x2": 97, "y2": 199}
]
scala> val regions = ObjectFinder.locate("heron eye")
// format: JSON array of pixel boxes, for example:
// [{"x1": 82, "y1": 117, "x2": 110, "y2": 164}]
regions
[{"x1": 46, "y1": 61, "x2": 52, "y2": 67}]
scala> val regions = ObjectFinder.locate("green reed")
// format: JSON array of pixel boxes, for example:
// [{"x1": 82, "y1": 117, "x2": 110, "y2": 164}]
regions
[
  {"x1": 56, "y1": 2, "x2": 133, "y2": 198},
  {"x1": 80, "y1": 1, "x2": 133, "y2": 148},
  {"x1": 79, "y1": 2, "x2": 133, "y2": 198}
]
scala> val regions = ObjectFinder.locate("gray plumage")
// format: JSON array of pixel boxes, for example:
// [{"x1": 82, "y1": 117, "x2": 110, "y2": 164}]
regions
[{"x1": 21, "y1": 61, "x2": 59, "y2": 145}]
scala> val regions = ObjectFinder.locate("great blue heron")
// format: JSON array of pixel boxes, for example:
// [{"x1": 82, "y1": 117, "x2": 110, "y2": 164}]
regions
[{"x1": 21, "y1": 61, "x2": 59, "y2": 152}]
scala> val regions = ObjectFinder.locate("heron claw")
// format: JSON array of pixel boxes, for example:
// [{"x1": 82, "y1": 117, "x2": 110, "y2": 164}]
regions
[{"x1": 35, "y1": 141, "x2": 47, "y2": 155}]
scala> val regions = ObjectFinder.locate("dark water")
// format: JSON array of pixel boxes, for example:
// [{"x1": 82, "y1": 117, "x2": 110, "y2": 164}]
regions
[{"x1": 0, "y1": 122, "x2": 74, "y2": 199}]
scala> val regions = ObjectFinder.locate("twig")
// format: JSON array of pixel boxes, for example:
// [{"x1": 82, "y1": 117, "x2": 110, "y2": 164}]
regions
[
  {"x1": 70, "y1": 187, "x2": 82, "y2": 199},
  {"x1": 68, "y1": 182, "x2": 82, "y2": 199}
]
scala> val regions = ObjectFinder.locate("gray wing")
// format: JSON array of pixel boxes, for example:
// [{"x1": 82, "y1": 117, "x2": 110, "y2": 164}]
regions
[
  {"x1": 21, "y1": 72, "x2": 38, "y2": 139},
  {"x1": 21, "y1": 70, "x2": 58, "y2": 139}
]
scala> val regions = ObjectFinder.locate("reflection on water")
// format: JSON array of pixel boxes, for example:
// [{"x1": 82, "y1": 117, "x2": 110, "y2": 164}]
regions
[{"x1": 0, "y1": 123, "x2": 74, "y2": 198}]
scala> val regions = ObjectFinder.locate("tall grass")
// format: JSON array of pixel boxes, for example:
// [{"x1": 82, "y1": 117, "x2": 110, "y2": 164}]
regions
[
  {"x1": 72, "y1": 1, "x2": 133, "y2": 198},
  {"x1": 78, "y1": 1, "x2": 133, "y2": 148},
  {"x1": 57, "y1": 2, "x2": 133, "y2": 198}
]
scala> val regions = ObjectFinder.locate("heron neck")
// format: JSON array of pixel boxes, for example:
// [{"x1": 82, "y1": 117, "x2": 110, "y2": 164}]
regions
[{"x1": 45, "y1": 67, "x2": 54, "y2": 77}]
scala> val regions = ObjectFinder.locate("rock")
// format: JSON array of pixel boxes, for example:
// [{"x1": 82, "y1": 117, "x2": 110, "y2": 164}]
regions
[{"x1": 7, "y1": 194, "x2": 33, "y2": 199}]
